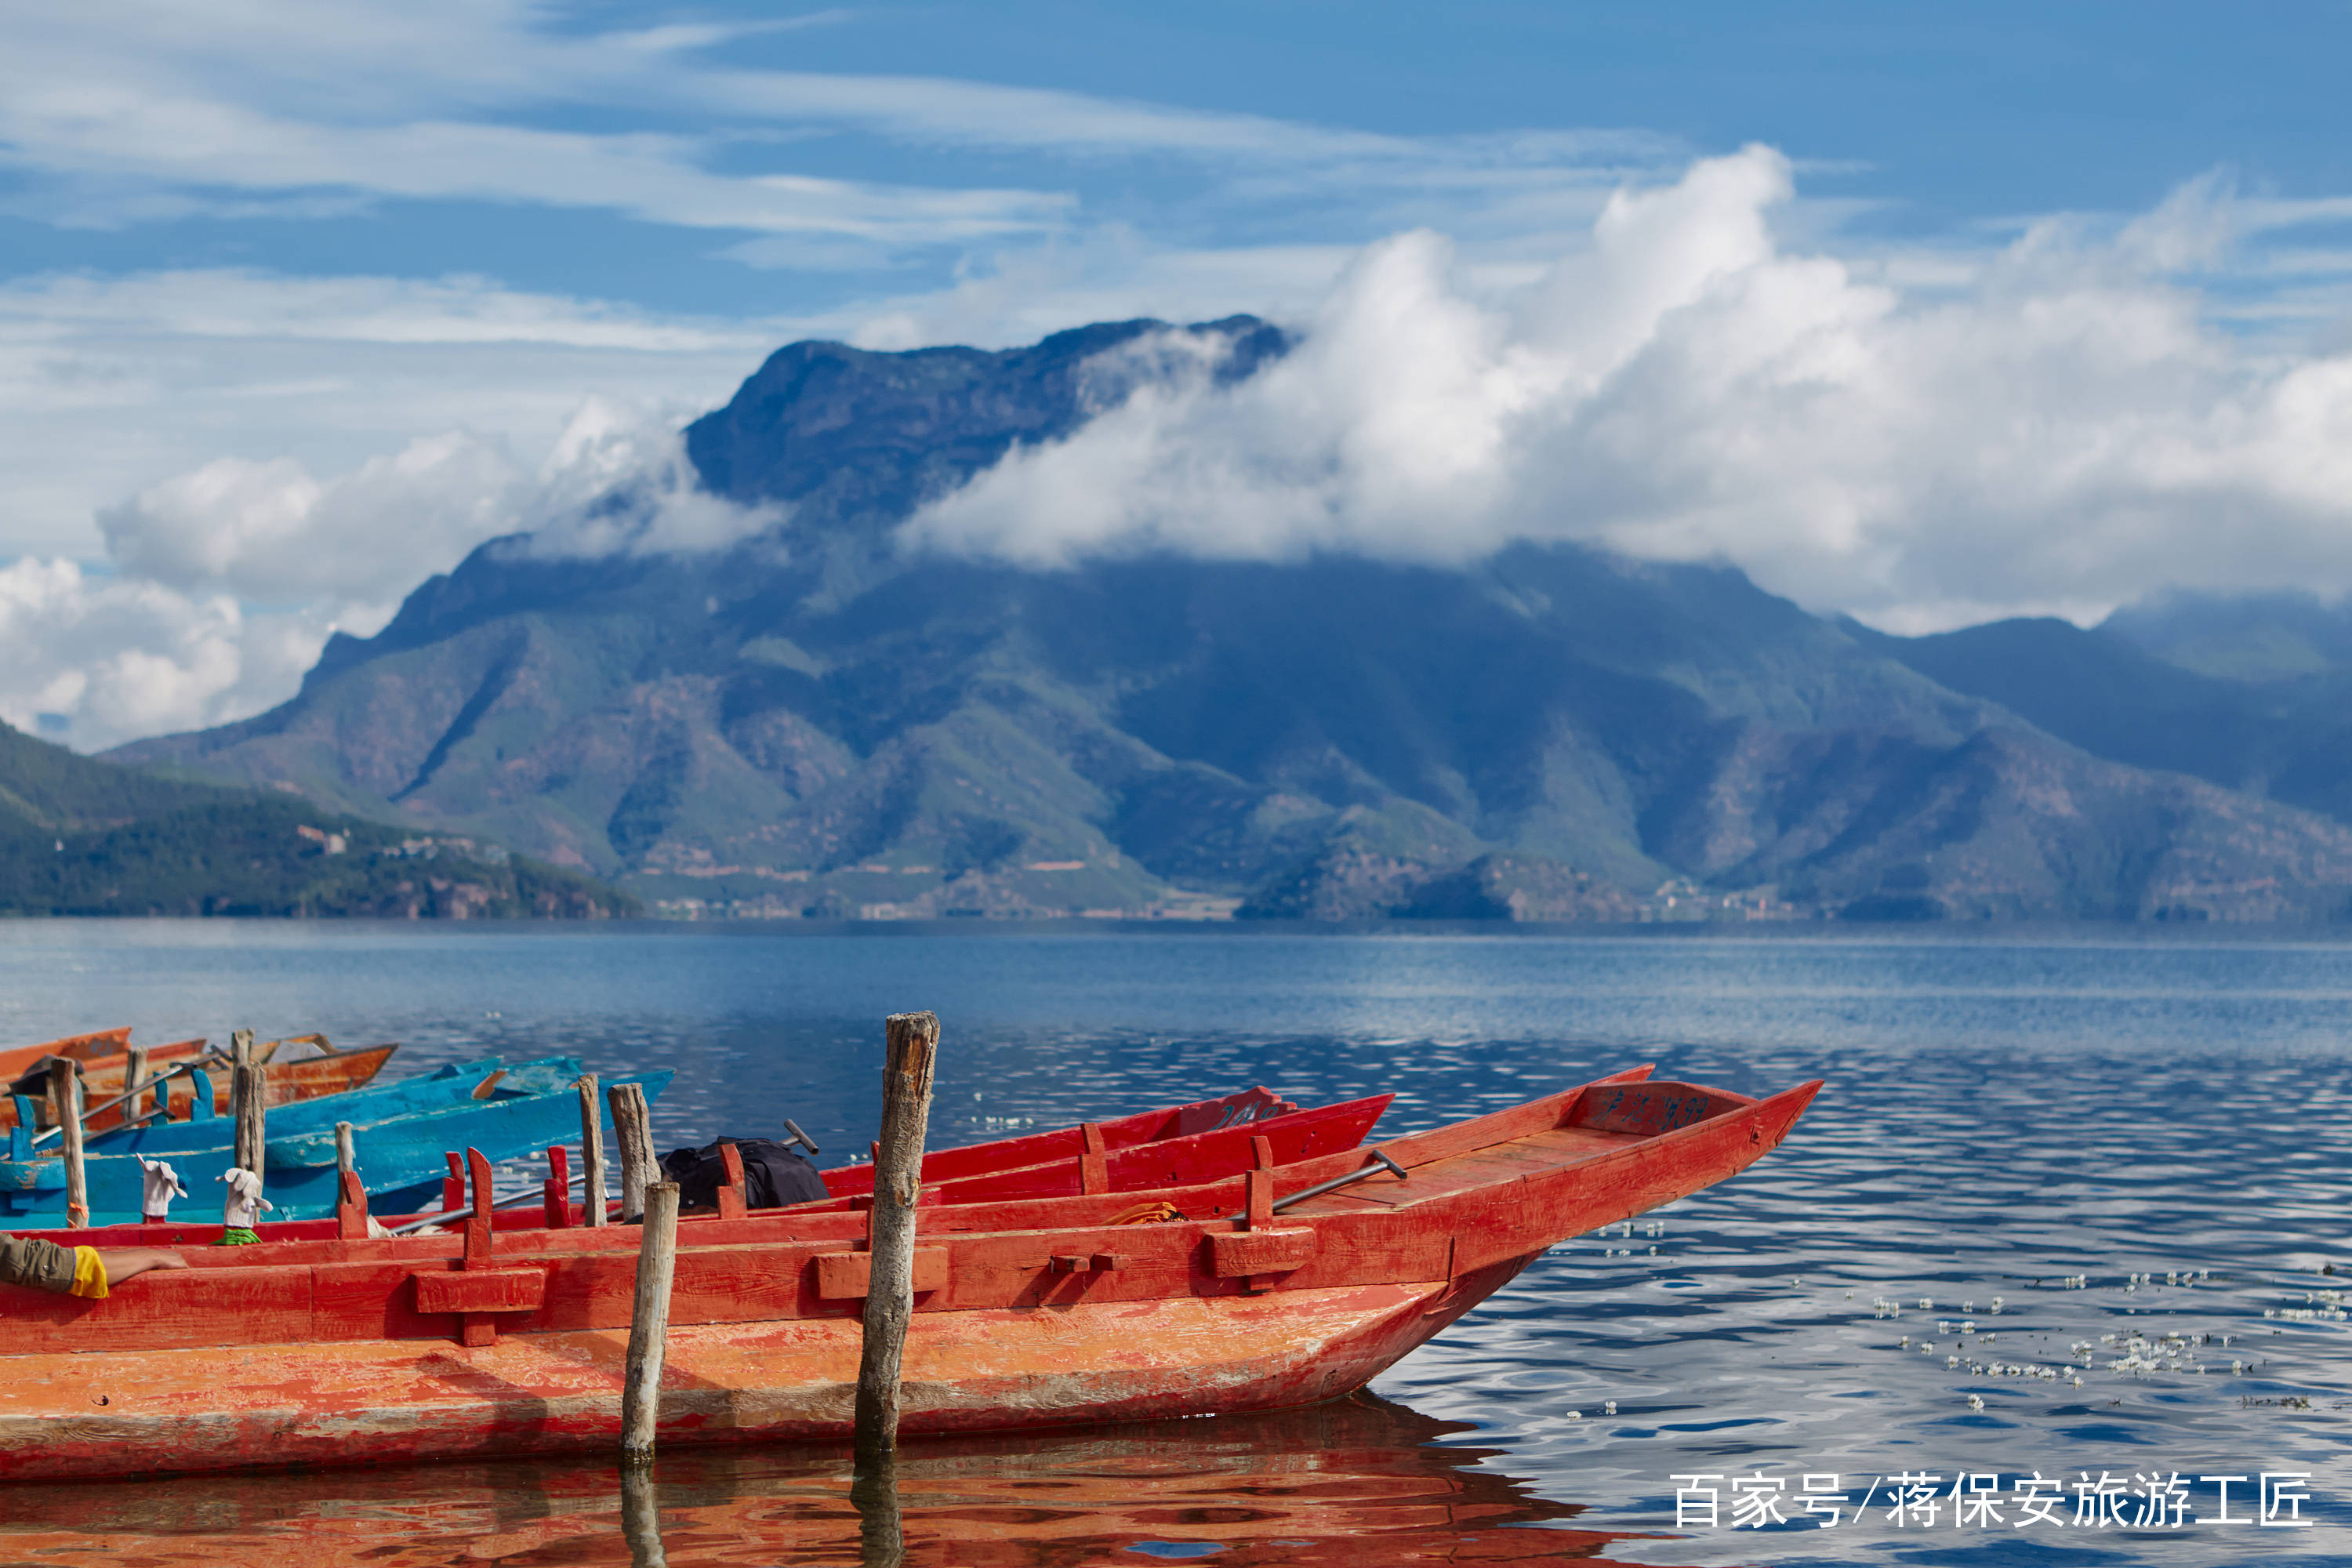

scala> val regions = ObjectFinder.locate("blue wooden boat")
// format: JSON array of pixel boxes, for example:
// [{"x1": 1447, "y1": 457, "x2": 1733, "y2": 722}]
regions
[
  {"x1": 66, "y1": 1058, "x2": 510, "y2": 1160},
  {"x1": 0, "y1": 1065, "x2": 673, "y2": 1225}
]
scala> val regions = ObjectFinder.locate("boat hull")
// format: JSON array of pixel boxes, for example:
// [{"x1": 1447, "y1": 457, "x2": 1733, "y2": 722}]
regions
[
  {"x1": 0, "y1": 1069, "x2": 1819, "y2": 1479},
  {"x1": 0, "y1": 1263, "x2": 1524, "y2": 1479}
]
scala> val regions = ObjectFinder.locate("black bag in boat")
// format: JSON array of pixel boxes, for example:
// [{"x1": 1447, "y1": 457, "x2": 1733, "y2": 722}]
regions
[{"x1": 658, "y1": 1137, "x2": 828, "y2": 1210}]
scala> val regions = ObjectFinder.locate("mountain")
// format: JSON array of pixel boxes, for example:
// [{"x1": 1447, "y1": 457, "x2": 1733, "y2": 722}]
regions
[
  {"x1": 2103, "y1": 590, "x2": 2352, "y2": 682},
  {"x1": 0, "y1": 720, "x2": 630, "y2": 918},
  {"x1": 107, "y1": 319, "x2": 2352, "y2": 924},
  {"x1": 1853, "y1": 599, "x2": 2352, "y2": 834}
]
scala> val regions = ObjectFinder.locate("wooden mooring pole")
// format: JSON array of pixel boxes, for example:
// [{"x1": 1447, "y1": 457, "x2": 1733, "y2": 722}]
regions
[
  {"x1": 49, "y1": 1059, "x2": 87, "y2": 1230},
  {"x1": 577, "y1": 1074, "x2": 608, "y2": 1227},
  {"x1": 124, "y1": 1047, "x2": 148, "y2": 1126},
  {"x1": 854, "y1": 1011, "x2": 939, "y2": 1472},
  {"x1": 608, "y1": 1082, "x2": 655, "y2": 1224},
  {"x1": 230, "y1": 1029, "x2": 264, "y2": 1175},
  {"x1": 619, "y1": 1178, "x2": 679, "y2": 1465}
]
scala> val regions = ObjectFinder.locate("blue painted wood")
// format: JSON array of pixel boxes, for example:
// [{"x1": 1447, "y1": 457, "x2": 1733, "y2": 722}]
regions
[
  {"x1": 82, "y1": 1058, "x2": 532, "y2": 1158},
  {"x1": 0, "y1": 1069, "x2": 671, "y2": 1226},
  {"x1": 264, "y1": 1061, "x2": 606, "y2": 1170}
]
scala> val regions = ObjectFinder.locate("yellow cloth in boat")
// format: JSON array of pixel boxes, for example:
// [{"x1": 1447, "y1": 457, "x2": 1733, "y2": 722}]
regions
[
  {"x1": 0, "y1": 1233, "x2": 78, "y2": 1294},
  {"x1": 68, "y1": 1246, "x2": 107, "y2": 1299}
]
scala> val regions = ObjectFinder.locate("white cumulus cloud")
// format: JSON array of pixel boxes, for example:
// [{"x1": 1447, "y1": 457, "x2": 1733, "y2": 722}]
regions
[
  {"x1": 906, "y1": 147, "x2": 2352, "y2": 632},
  {"x1": 2, "y1": 398, "x2": 780, "y2": 752}
]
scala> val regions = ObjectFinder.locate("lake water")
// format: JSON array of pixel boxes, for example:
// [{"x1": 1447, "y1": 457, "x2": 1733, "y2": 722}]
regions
[{"x1": 0, "y1": 920, "x2": 2345, "y2": 1566}]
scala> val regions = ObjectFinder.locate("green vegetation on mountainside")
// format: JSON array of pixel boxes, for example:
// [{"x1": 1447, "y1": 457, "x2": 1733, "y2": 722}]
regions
[{"x1": 0, "y1": 720, "x2": 633, "y2": 918}]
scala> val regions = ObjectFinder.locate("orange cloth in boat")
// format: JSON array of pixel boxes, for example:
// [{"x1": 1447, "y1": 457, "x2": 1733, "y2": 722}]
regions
[
  {"x1": 0, "y1": 1233, "x2": 78, "y2": 1294},
  {"x1": 68, "y1": 1246, "x2": 107, "y2": 1299}
]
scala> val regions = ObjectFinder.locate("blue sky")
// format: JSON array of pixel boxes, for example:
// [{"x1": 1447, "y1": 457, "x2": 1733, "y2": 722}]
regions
[
  {"x1": 4, "y1": 2, "x2": 2352, "y2": 749},
  {"x1": 13, "y1": 2, "x2": 2348, "y2": 312}
]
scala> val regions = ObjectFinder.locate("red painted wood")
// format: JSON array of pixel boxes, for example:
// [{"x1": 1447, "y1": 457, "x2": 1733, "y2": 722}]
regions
[
  {"x1": 0, "y1": 1026, "x2": 133, "y2": 1079},
  {"x1": 0, "y1": 1066, "x2": 1820, "y2": 1479},
  {"x1": 1211, "y1": 1228, "x2": 1314, "y2": 1277},
  {"x1": 1079, "y1": 1122, "x2": 1107, "y2": 1194},
  {"x1": 543, "y1": 1144, "x2": 571, "y2": 1229},
  {"x1": 462, "y1": 1146, "x2": 495, "y2": 1269},
  {"x1": 336, "y1": 1169, "x2": 368, "y2": 1240},
  {"x1": 414, "y1": 1268, "x2": 547, "y2": 1314},
  {"x1": 858, "y1": 1094, "x2": 1394, "y2": 1210},
  {"x1": 717, "y1": 1141, "x2": 747, "y2": 1220},
  {"x1": 820, "y1": 1085, "x2": 1297, "y2": 1196},
  {"x1": 813, "y1": 1247, "x2": 948, "y2": 1299}
]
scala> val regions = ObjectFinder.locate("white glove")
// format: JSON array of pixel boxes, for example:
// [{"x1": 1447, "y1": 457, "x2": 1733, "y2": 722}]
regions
[
  {"x1": 137, "y1": 1156, "x2": 187, "y2": 1219},
  {"x1": 218, "y1": 1166, "x2": 275, "y2": 1229}
]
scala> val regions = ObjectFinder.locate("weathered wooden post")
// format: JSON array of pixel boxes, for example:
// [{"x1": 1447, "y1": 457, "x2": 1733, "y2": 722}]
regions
[
  {"x1": 577, "y1": 1074, "x2": 608, "y2": 1228},
  {"x1": 229, "y1": 1029, "x2": 262, "y2": 1174},
  {"x1": 608, "y1": 1082, "x2": 655, "y2": 1224},
  {"x1": 124, "y1": 1046, "x2": 148, "y2": 1126},
  {"x1": 49, "y1": 1058, "x2": 88, "y2": 1230},
  {"x1": 335, "y1": 1121, "x2": 357, "y2": 1181},
  {"x1": 620, "y1": 1178, "x2": 679, "y2": 1465},
  {"x1": 854, "y1": 1011, "x2": 938, "y2": 1470}
]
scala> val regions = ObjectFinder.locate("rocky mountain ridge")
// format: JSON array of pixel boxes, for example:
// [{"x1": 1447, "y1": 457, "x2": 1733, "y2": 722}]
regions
[{"x1": 107, "y1": 319, "x2": 2352, "y2": 924}]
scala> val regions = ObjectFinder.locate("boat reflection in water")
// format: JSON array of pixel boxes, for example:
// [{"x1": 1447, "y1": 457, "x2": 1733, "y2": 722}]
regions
[{"x1": 0, "y1": 1393, "x2": 1697, "y2": 1566}]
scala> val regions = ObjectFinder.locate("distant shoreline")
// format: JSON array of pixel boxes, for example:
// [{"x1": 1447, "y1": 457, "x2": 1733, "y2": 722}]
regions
[{"x1": 4, "y1": 913, "x2": 2351, "y2": 946}]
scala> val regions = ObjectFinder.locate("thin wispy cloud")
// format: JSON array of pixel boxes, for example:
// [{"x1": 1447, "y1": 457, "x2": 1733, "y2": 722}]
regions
[{"x1": 0, "y1": 2, "x2": 1671, "y2": 247}]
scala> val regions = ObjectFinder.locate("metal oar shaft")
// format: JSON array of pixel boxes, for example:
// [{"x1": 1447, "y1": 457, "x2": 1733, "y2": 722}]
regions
[
  {"x1": 1271, "y1": 1149, "x2": 1407, "y2": 1213},
  {"x1": 384, "y1": 1183, "x2": 548, "y2": 1236},
  {"x1": 29, "y1": 1051, "x2": 223, "y2": 1147}
]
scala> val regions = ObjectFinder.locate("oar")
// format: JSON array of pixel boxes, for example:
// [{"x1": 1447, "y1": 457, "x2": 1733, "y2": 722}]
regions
[
  {"x1": 1270, "y1": 1149, "x2": 1408, "y2": 1213},
  {"x1": 29, "y1": 1050, "x2": 227, "y2": 1147},
  {"x1": 382, "y1": 1184, "x2": 550, "y2": 1236}
]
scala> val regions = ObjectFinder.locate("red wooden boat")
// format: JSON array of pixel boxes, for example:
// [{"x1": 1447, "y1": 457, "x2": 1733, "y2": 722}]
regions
[
  {"x1": 0, "y1": 1065, "x2": 1818, "y2": 1479},
  {"x1": 784, "y1": 1092, "x2": 1395, "y2": 1212},
  {"x1": 818, "y1": 1083, "x2": 1298, "y2": 1196},
  {"x1": 0, "y1": 1035, "x2": 398, "y2": 1135},
  {"x1": 0, "y1": 1028, "x2": 140, "y2": 1079}
]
